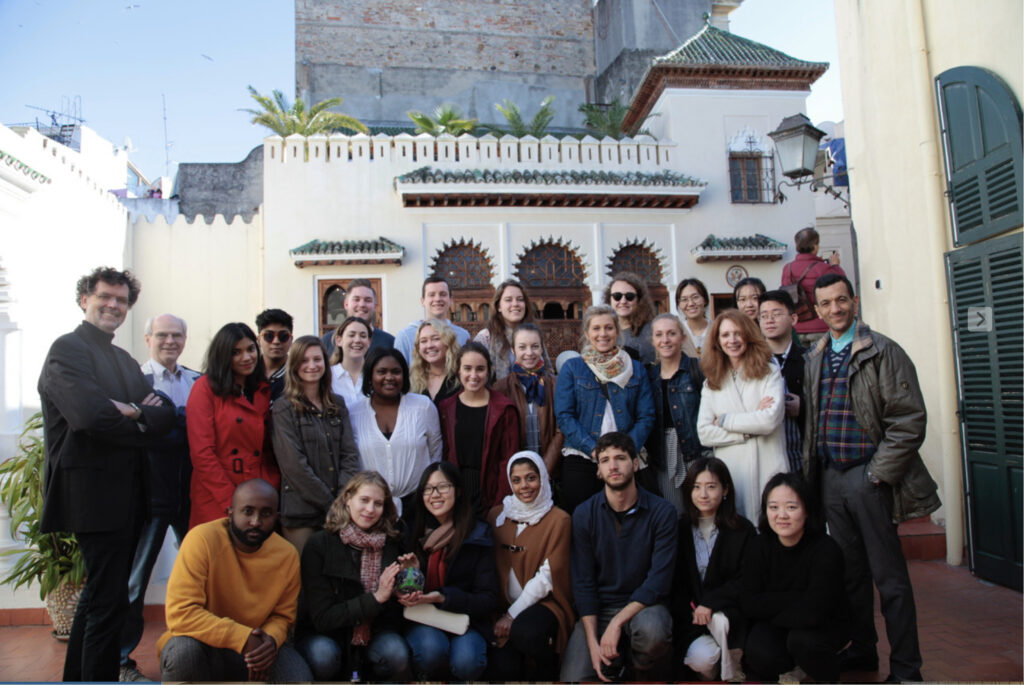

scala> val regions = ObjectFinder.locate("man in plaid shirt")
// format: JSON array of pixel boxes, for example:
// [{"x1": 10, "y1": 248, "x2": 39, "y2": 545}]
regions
[{"x1": 802, "y1": 274, "x2": 939, "y2": 684}]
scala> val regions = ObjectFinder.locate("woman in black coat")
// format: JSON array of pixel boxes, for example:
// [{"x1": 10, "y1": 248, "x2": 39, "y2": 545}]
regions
[
  {"x1": 741, "y1": 472, "x2": 850, "y2": 682},
  {"x1": 672, "y1": 457, "x2": 755, "y2": 681}
]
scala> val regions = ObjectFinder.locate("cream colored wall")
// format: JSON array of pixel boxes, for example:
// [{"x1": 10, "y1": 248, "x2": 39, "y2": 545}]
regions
[
  {"x1": 129, "y1": 213, "x2": 264, "y2": 370},
  {"x1": 833, "y1": 0, "x2": 1023, "y2": 563}
]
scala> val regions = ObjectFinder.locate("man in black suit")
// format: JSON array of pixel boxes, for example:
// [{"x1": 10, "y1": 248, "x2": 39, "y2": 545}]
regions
[
  {"x1": 38, "y1": 267, "x2": 175, "y2": 682},
  {"x1": 758, "y1": 290, "x2": 805, "y2": 473}
]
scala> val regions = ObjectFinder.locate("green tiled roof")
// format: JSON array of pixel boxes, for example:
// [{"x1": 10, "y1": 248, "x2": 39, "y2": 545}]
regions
[
  {"x1": 395, "y1": 166, "x2": 706, "y2": 188},
  {"x1": 654, "y1": 24, "x2": 828, "y2": 71},
  {"x1": 290, "y1": 237, "x2": 404, "y2": 256},
  {"x1": 695, "y1": 233, "x2": 787, "y2": 250}
]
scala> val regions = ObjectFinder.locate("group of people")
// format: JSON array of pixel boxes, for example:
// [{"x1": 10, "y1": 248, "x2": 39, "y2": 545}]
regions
[{"x1": 36, "y1": 225, "x2": 940, "y2": 683}]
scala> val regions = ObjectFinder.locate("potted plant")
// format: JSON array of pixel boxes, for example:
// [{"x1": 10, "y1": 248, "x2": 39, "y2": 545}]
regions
[{"x1": 0, "y1": 412, "x2": 84, "y2": 639}]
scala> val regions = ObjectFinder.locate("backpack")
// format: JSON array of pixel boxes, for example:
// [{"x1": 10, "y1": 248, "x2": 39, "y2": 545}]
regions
[{"x1": 782, "y1": 261, "x2": 819, "y2": 322}]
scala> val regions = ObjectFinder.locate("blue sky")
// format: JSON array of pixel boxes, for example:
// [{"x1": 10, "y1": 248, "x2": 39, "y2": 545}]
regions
[{"x1": 0, "y1": 0, "x2": 841, "y2": 181}]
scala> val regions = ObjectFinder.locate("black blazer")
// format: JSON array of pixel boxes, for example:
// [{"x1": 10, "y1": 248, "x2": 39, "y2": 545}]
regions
[
  {"x1": 778, "y1": 341, "x2": 806, "y2": 433},
  {"x1": 38, "y1": 322, "x2": 175, "y2": 533},
  {"x1": 672, "y1": 513, "x2": 756, "y2": 647}
]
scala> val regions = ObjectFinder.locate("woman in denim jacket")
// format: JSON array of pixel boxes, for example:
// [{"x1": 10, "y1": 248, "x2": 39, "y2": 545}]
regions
[
  {"x1": 554, "y1": 305, "x2": 656, "y2": 513},
  {"x1": 645, "y1": 314, "x2": 706, "y2": 518}
]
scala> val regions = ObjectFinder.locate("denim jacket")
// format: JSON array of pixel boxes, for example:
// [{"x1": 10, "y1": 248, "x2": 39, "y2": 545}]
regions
[
  {"x1": 645, "y1": 358, "x2": 703, "y2": 470},
  {"x1": 554, "y1": 356, "x2": 655, "y2": 457}
]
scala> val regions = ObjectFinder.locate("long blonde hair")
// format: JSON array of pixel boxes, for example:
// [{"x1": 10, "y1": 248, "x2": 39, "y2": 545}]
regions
[
  {"x1": 409, "y1": 319, "x2": 458, "y2": 393},
  {"x1": 323, "y1": 471, "x2": 400, "y2": 538},
  {"x1": 700, "y1": 310, "x2": 772, "y2": 390}
]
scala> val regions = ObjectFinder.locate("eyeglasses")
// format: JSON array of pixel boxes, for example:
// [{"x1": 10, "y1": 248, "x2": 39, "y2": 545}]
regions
[
  {"x1": 678, "y1": 295, "x2": 705, "y2": 305},
  {"x1": 610, "y1": 291, "x2": 637, "y2": 302},
  {"x1": 261, "y1": 330, "x2": 292, "y2": 344},
  {"x1": 758, "y1": 311, "x2": 790, "y2": 322},
  {"x1": 423, "y1": 483, "x2": 454, "y2": 496}
]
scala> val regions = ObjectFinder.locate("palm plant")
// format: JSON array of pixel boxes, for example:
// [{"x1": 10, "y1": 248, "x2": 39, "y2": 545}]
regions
[
  {"x1": 243, "y1": 85, "x2": 368, "y2": 136},
  {"x1": 578, "y1": 98, "x2": 655, "y2": 140},
  {"x1": 488, "y1": 95, "x2": 556, "y2": 137},
  {"x1": 407, "y1": 104, "x2": 477, "y2": 136}
]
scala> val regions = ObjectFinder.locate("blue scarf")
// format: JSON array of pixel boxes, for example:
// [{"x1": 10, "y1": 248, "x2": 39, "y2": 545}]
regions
[{"x1": 512, "y1": 362, "x2": 546, "y2": 406}]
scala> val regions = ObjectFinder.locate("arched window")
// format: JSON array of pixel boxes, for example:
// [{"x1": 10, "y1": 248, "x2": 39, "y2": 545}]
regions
[
  {"x1": 515, "y1": 239, "x2": 591, "y2": 358},
  {"x1": 607, "y1": 240, "x2": 669, "y2": 313},
  {"x1": 430, "y1": 239, "x2": 494, "y2": 334}
]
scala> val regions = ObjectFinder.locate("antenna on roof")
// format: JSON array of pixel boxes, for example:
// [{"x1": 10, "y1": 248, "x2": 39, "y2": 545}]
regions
[{"x1": 24, "y1": 97, "x2": 85, "y2": 148}]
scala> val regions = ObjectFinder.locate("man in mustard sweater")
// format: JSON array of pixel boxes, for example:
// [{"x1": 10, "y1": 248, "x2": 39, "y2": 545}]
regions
[{"x1": 158, "y1": 479, "x2": 312, "y2": 681}]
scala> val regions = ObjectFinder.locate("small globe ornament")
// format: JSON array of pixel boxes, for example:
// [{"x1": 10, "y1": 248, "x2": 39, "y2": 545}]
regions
[{"x1": 395, "y1": 567, "x2": 425, "y2": 595}]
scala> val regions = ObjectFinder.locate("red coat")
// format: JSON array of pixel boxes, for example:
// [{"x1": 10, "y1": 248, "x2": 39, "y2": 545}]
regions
[
  {"x1": 185, "y1": 375, "x2": 279, "y2": 528},
  {"x1": 438, "y1": 390, "x2": 519, "y2": 511},
  {"x1": 781, "y1": 252, "x2": 847, "y2": 333}
]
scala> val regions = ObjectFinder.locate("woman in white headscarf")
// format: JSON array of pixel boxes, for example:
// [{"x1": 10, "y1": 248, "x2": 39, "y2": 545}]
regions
[{"x1": 486, "y1": 451, "x2": 574, "y2": 682}]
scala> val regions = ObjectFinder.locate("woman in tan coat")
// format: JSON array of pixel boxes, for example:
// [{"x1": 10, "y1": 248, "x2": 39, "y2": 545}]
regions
[{"x1": 487, "y1": 451, "x2": 573, "y2": 682}]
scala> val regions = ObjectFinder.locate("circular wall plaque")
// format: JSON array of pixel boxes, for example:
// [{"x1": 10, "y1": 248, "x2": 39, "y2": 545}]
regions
[{"x1": 725, "y1": 264, "x2": 748, "y2": 287}]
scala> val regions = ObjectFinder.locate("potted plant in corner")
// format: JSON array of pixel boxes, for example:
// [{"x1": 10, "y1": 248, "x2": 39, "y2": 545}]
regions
[{"x1": 0, "y1": 412, "x2": 84, "y2": 639}]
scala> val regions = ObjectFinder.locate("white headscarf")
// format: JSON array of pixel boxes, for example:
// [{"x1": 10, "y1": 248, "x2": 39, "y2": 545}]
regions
[{"x1": 495, "y1": 450, "x2": 554, "y2": 527}]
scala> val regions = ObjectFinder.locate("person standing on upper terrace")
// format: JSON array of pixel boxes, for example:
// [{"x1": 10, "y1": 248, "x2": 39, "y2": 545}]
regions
[
  {"x1": 394, "y1": 276, "x2": 469, "y2": 365},
  {"x1": 781, "y1": 226, "x2": 846, "y2": 346}
]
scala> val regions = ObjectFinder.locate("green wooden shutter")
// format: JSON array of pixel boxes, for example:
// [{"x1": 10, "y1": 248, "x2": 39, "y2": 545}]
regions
[
  {"x1": 935, "y1": 66, "x2": 1023, "y2": 246},
  {"x1": 945, "y1": 232, "x2": 1023, "y2": 589}
]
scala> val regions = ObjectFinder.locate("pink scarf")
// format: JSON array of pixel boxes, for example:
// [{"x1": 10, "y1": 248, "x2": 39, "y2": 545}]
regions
[{"x1": 338, "y1": 523, "x2": 386, "y2": 645}]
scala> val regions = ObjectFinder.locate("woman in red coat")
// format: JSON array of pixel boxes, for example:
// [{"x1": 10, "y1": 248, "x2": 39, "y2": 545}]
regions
[
  {"x1": 185, "y1": 322, "x2": 279, "y2": 528},
  {"x1": 438, "y1": 341, "x2": 519, "y2": 517}
]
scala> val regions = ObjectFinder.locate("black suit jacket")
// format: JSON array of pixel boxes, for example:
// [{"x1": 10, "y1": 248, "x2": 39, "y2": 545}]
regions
[
  {"x1": 779, "y1": 340, "x2": 806, "y2": 436},
  {"x1": 38, "y1": 322, "x2": 175, "y2": 533},
  {"x1": 672, "y1": 514, "x2": 756, "y2": 647}
]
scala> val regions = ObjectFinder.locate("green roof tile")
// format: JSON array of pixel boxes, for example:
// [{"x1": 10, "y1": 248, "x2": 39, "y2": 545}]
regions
[
  {"x1": 655, "y1": 23, "x2": 828, "y2": 72},
  {"x1": 395, "y1": 166, "x2": 706, "y2": 188},
  {"x1": 290, "y1": 237, "x2": 405, "y2": 256},
  {"x1": 695, "y1": 233, "x2": 787, "y2": 250}
]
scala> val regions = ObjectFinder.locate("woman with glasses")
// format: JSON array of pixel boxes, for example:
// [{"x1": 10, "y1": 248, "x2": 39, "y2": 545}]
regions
[
  {"x1": 696, "y1": 311, "x2": 786, "y2": 523},
  {"x1": 399, "y1": 462, "x2": 498, "y2": 681},
  {"x1": 554, "y1": 305, "x2": 656, "y2": 513},
  {"x1": 675, "y1": 278, "x2": 712, "y2": 358},
  {"x1": 348, "y1": 348, "x2": 442, "y2": 517},
  {"x1": 186, "y1": 322, "x2": 279, "y2": 528},
  {"x1": 329, "y1": 316, "x2": 372, "y2": 410},
  {"x1": 474, "y1": 279, "x2": 548, "y2": 381},
  {"x1": 272, "y1": 336, "x2": 360, "y2": 554},
  {"x1": 602, "y1": 272, "x2": 658, "y2": 363}
]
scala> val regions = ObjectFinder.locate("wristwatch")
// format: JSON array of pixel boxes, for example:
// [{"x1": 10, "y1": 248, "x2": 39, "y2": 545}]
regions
[{"x1": 129, "y1": 402, "x2": 142, "y2": 421}]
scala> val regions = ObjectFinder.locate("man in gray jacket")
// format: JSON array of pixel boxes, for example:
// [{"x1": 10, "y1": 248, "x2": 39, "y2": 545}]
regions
[{"x1": 802, "y1": 273, "x2": 939, "y2": 683}]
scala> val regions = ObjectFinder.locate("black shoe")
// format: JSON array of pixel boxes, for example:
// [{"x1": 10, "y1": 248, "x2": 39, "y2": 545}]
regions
[
  {"x1": 884, "y1": 671, "x2": 924, "y2": 683},
  {"x1": 838, "y1": 647, "x2": 879, "y2": 672}
]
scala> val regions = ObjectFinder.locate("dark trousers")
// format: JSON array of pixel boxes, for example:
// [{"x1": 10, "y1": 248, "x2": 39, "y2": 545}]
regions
[
  {"x1": 119, "y1": 514, "x2": 187, "y2": 665},
  {"x1": 488, "y1": 603, "x2": 560, "y2": 682},
  {"x1": 823, "y1": 463, "x2": 923, "y2": 680},
  {"x1": 560, "y1": 454, "x2": 603, "y2": 514},
  {"x1": 63, "y1": 523, "x2": 140, "y2": 681},
  {"x1": 160, "y1": 635, "x2": 312, "y2": 682},
  {"x1": 744, "y1": 621, "x2": 845, "y2": 682}
]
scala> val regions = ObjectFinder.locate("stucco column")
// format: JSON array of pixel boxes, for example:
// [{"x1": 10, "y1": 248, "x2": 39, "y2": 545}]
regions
[{"x1": 0, "y1": 315, "x2": 24, "y2": 574}]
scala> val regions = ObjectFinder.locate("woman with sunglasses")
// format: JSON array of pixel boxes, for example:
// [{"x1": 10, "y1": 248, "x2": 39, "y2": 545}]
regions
[
  {"x1": 400, "y1": 462, "x2": 498, "y2": 681},
  {"x1": 474, "y1": 279, "x2": 548, "y2": 381},
  {"x1": 603, "y1": 271, "x2": 658, "y2": 364},
  {"x1": 186, "y1": 322, "x2": 279, "y2": 528},
  {"x1": 329, "y1": 316, "x2": 372, "y2": 410},
  {"x1": 272, "y1": 335, "x2": 360, "y2": 554}
]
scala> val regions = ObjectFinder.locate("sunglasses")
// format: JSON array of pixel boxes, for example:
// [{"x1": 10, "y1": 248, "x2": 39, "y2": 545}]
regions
[
  {"x1": 261, "y1": 330, "x2": 292, "y2": 344},
  {"x1": 610, "y1": 291, "x2": 637, "y2": 302}
]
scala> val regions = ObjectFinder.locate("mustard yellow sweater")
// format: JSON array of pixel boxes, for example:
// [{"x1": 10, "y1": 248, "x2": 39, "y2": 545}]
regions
[{"x1": 157, "y1": 518, "x2": 299, "y2": 656}]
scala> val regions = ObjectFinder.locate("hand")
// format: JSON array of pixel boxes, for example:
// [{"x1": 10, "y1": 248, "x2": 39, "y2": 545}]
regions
[
  {"x1": 140, "y1": 391, "x2": 163, "y2": 406},
  {"x1": 757, "y1": 395, "x2": 775, "y2": 410},
  {"x1": 692, "y1": 605, "x2": 712, "y2": 626},
  {"x1": 397, "y1": 552, "x2": 419, "y2": 569},
  {"x1": 493, "y1": 613, "x2": 513, "y2": 647},
  {"x1": 110, "y1": 399, "x2": 138, "y2": 418},
  {"x1": 598, "y1": 620, "x2": 621, "y2": 664},
  {"x1": 828, "y1": 251, "x2": 841, "y2": 266},
  {"x1": 397, "y1": 590, "x2": 444, "y2": 607},
  {"x1": 242, "y1": 628, "x2": 276, "y2": 680},
  {"x1": 784, "y1": 393, "x2": 800, "y2": 418},
  {"x1": 588, "y1": 639, "x2": 612, "y2": 683},
  {"x1": 374, "y1": 563, "x2": 400, "y2": 603}
]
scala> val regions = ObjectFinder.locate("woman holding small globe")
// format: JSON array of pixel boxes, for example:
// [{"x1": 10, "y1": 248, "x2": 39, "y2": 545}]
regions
[
  {"x1": 486, "y1": 451, "x2": 573, "y2": 682},
  {"x1": 297, "y1": 471, "x2": 412, "y2": 681}
]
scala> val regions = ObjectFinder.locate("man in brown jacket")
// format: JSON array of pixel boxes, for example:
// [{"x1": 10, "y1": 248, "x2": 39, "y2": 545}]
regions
[{"x1": 802, "y1": 273, "x2": 939, "y2": 683}]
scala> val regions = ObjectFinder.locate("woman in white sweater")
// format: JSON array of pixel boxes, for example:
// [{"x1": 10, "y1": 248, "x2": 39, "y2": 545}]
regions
[{"x1": 696, "y1": 310, "x2": 787, "y2": 523}]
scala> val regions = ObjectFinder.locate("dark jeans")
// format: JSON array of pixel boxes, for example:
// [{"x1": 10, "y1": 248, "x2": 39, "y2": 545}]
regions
[
  {"x1": 488, "y1": 603, "x2": 560, "y2": 681},
  {"x1": 744, "y1": 621, "x2": 846, "y2": 682},
  {"x1": 560, "y1": 454, "x2": 602, "y2": 514},
  {"x1": 119, "y1": 514, "x2": 187, "y2": 666},
  {"x1": 63, "y1": 523, "x2": 140, "y2": 681},
  {"x1": 823, "y1": 463, "x2": 923, "y2": 680},
  {"x1": 160, "y1": 635, "x2": 312, "y2": 682}
]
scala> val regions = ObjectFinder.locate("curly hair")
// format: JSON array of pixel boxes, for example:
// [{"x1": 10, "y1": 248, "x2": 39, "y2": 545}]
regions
[
  {"x1": 75, "y1": 267, "x2": 141, "y2": 307},
  {"x1": 282, "y1": 336, "x2": 338, "y2": 414},
  {"x1": 323, "y1": 471, "x2": 400, "y2": 538},
  {"x1": 699, "y1": 310, "x2": 772, "y2": 390},
  {"x1": 410, "y1": 319, "x2": 459, "y2": 393},
  {"x1": 602, "y1": 272, "x2": 656, "y2": 334}
]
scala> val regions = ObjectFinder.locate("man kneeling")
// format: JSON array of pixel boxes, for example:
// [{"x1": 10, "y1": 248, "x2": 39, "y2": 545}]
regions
[
  {"x1": 157, "y1": 479, "x2": 311, "y2": 682},
  {"x1": 559, "y1": 432, "x2": 677, "y2": 682}
]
